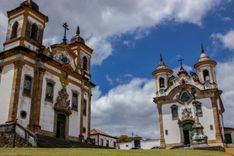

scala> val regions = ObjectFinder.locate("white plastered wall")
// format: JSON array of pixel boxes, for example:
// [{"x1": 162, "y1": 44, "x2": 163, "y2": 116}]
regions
[
  {"x1": 16, "y1": 64, "x2": 34, "y2": 128},
  {"x1": 0, "y1": 64, "x2": 15, "y2": 124},
  {"x1": 162, "y1": 98, "x2": 216, "y2": 144},
  {"x1": 67, "y1": 83, "x2": 81, "y2": 137}
]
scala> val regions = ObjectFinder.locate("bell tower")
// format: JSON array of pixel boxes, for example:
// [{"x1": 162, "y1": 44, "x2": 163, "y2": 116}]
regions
[
  {"x1": 194, "y1": 46, "x2": 217, "y2": 88},
  {"x1": 4, "y1": 0, "x2": 48, "y2": 51},
  {"x1": 152, "y1": 54, "x2": 173, "y2": 97}
]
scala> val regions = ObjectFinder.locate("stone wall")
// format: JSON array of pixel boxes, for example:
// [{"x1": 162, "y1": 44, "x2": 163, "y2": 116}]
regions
[{"x1": 0, "y1": 132, "x2": 32, "y2": 147}]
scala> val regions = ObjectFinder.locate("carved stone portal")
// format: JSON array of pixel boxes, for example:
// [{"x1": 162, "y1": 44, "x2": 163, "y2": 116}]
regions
[
  {"x1": 54, "y1": 87, "x2": 72, "y2": 115},
  {"x1": 181, "y1": 108, "x2": 193, "y2": 121}
]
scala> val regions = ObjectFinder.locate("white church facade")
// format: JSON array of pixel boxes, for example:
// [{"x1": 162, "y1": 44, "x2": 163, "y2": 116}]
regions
[
  {"x1": 153, "y1": 49, "x2": 225, "y2": 149},
  {"x1": 0, "y1": 0, "x2": 95, "y2": 144}
]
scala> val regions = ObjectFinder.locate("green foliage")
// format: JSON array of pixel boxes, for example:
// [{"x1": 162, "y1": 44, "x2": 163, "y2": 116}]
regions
[{"x1": 117, "y1": 135, "x2": 133, "y2": 143}]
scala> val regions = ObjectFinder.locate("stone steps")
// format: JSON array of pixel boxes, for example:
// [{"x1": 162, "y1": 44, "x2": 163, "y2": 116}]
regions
[{"x1": 36, "y1": 135, "x2": 107, "y2": 148}]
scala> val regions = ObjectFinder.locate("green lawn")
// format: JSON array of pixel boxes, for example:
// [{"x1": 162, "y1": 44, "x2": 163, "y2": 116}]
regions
[{"x1": 0, "y1": 148, "x2": 233, "y2": 156}]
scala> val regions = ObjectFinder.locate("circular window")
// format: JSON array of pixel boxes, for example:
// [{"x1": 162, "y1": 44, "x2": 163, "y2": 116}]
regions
[{"x1": 20, "y1": 111, "x2": 27, "y2": 119}]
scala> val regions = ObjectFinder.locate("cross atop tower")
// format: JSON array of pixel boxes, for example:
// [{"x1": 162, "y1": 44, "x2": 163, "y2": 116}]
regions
[
  {"x1": 62, "y1": 22, "x2": 69, "y2": 44},
  {"x1": 178, "y1": 57, "x2": 184, "y2": 67}
]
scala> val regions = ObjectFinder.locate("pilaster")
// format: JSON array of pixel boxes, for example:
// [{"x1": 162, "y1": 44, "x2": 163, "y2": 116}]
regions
[
  {"x1": 8, "y1": 61, "x2": 24, "y2": 122},
  {"x1": 87, "y1": 89, "x2": 92, "y2": 138},
  {"x1": 211, "y1": 95, "x2": 223, "y2": 144},
  {"x1": 157, "y1": 103, "x2": 166, "y2": 147},
  {"x1": 28, "y1": 59, "x2": 46, "y2": 133}
]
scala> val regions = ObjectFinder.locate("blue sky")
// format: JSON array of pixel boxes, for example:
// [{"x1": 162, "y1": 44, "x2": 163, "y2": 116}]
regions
[
  {"x1": 0, "y1": 0, "x2": 234, "y2": 138},
  {"x1": 93, "y1": 2, "x2": 234, "y2": 93}
]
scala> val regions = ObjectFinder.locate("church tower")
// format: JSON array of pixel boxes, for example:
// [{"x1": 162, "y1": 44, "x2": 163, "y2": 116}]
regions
[
  {"x1": 152, "y1": 54, "x2": 173, "y2": 97},
  {"x1": 194, "y1": 46, "x2": 217, "y2": 89},
  {"x1": 4, "y1": 0, "x2": 48, "y2": 51}
]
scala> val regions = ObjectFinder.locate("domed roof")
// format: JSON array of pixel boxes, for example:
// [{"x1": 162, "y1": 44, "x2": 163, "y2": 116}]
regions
[
  {"x1": 152, "y1": 54, "x2": 173, "y2": 76},
  {"x1": 20, "y1": 0, "x2": 39, "y2": 11},
  {"x1": 194, "y1": 45, "x2": 217, "y2": 68},
  {"x1": 198, "y1": 47, "x2": 211, "y2": 62},
  {"x1": 70, "y1": 26, "x2": 85, "y2": 44},
  {"x1": 156, "y1": 54, "x2": 168, "y2": 70}
]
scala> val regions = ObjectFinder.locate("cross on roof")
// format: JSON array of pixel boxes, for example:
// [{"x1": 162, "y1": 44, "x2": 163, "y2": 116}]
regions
[
  {"x1": 62, "y1": 22, "x2": 69, "y2": 44},
  {"x1": 178, "y1": 57, "x2": 184, "y2": 67}
]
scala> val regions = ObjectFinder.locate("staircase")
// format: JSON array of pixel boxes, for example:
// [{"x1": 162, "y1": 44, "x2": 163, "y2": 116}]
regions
[
  {"x1": 0, "y1": 122, "x2": 110, "y2": 148},
  {"x1": 37, "y1": 135, "x2": 107, "y2": 148}
]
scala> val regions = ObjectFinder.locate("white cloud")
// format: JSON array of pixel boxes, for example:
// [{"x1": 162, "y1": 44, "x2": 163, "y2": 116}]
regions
[
  {"x1": 0, "y1": 0, "x2": 222, "y2": 64},
  {"x1": 91, "y1": 78, "x2": 159, "y2": 138},
  {"x1": 91, "y1": 58, "x2": 234, "y2": 138},
  {"x1": 211, "y1": 30, "x2": 234, "y2": 51},
  {"x1": 216, "y1": 57, "x2": 234, "y2": 127}
]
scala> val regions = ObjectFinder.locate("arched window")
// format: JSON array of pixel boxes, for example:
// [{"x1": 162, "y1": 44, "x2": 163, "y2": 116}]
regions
[
  {"x1": 83, "y1": 56, "x2": 88, "y2": 71},
  {"x1": 203, "y1": 69, "x2": 210, "y2": 81},
  {"x1": 171, "y1": 105, "x2": 178, "y2": 120},
  {"x1": 159, "y1": 77, "x2": 165, "y2": 88},
  {"x1": 10, "y1": 22, "x2": 19, "y2": 39},
  {"x1": 30, "y1": 23, "x2": 38, "y2": 41}
]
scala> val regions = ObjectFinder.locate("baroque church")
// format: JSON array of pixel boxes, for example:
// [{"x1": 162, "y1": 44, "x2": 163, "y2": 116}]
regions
[
  {"x1": 153, "y1": 49, "x2": 225, "y2": 148},
  {"x1": 0, "y1": 0, "x2": 95, "y2": 145}
]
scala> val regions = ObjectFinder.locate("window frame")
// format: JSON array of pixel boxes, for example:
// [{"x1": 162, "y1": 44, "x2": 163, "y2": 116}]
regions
[
  {"x1": 22, "y1": 75, "x2": 33, "y2": 97},
  {"x1": 195, "y1": 103, "x2": 203, "y2": 117},
  {"x1": 10, "y1": 21, "x2": 19, "y2": 39},
  {"x1": 203, "y1": 69, "x2": 210, "y2": 82},
  {"x1": 82, "y1": 56, "x2": 88, "y2": 72},
  {"x1": 45, "y1": 80, "x2": 55, "y2": 103},
  {"x1": 83, "y1": 99, "x2": 87, "y2": 116},
  {"x1": 71, "y1": 91, "x2": 79, "y2": 111},
  {"x1": 30, "y1": 23, "x2": 38, "y2": 41},
  {"x1": 159, "y1": 77, "x2": 165, "y2": 88},
  {"x1": 171, "y1": 105, "x2": 178, "y2": 120}
]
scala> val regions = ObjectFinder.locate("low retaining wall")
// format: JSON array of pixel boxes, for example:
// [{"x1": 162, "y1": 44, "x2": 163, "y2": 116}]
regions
[{"x1": 0, "y1": 132, "x2": 32, "y2": 147}]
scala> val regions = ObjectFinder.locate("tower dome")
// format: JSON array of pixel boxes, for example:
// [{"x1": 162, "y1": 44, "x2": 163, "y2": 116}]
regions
[
  {"x1": 20, "y1": 0, "x2": 39, "y2": 11},
  {"x1": 70, "y1": 26, "x2": 85, "y2": 44}
]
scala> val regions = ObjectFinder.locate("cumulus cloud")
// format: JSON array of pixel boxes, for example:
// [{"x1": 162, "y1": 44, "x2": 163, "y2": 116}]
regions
[
  {"x1": 216, "y1": 57, "x2": 234, "y2": 127},
  {"x1": 91, "y1": 58, "x2": 234, "y2": 138},
  {"x1": 0, "y1": 0, "x2": 222, "y2": 64},
  {"x1": 211, "y1": 30, "x2": 234, "y2": 51},
  {"x1": 91, "y1": 78, "x2": 159, "y2": 138}
]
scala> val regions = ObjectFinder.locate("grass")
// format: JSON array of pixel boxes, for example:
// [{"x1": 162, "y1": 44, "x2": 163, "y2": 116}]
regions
[{"x1": 0, "y1": 148, "x2": 233, "y2": 156}]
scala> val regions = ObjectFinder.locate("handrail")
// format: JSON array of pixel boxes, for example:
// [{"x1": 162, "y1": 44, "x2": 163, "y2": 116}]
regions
[{"x1": 0, "y1": 122, "x2": 37, "y2": 147}]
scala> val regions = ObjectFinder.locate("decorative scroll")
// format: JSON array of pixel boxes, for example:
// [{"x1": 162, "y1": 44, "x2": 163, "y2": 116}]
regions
[{"x1": 54, "y1": 87, "x2": 71, "y2": 115}]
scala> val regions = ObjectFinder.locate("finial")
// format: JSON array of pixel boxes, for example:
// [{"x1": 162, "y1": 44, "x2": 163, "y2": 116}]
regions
[
  {"x1": 160, "y1": 53, "x2": 163, "y2": 62},
  {"x1": 178, "y1": 57, "x2": 184, "y2": 68},
  {"x1": 62, "y1": 22, "x2": 69, "y2": 44},
  {"x1": 27, "y1": 0, "x2": 32, "y2": 5},
  {"x1": 76, "y1": 26, "x2": 80, "y2": 35},
  {"x1": 201, "y1": 44, "x2": 205, "y2": 53}
]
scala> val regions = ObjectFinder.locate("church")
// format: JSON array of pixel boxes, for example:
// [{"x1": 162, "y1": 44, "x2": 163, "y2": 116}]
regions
[
  {"x1": 153, "y1": 49, "x2": 225, "y2": 149},
  {"x1": 0, "y1": 0, "x2": 95, "y2": 146}
]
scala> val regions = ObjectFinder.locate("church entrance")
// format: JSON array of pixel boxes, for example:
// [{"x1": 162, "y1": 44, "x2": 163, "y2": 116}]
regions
[
  {"x1": 56, "y1": 114, "x2": 66, "y2": 139},
  {"x1": 182, "y1": 123, "x2": 193, "y2": 145}
]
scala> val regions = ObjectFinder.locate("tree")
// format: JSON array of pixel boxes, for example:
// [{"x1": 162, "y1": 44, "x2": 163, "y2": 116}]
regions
[{"x1": 117, "y1": 135, "x2": 133, "y2": 143}]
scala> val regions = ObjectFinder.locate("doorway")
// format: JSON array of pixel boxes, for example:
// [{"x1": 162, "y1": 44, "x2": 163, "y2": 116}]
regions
[
  {"x1": 56, "y1": 114, "x2": 66, "y2": 139},
  {"x1": 182, "y1": 123, "x2": 193, "y2": 145}
]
